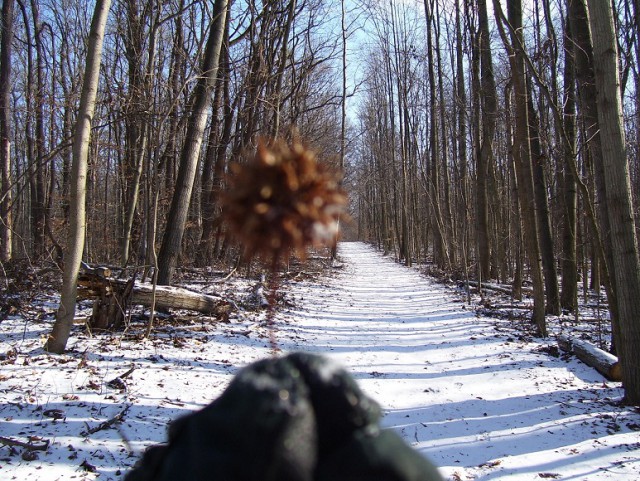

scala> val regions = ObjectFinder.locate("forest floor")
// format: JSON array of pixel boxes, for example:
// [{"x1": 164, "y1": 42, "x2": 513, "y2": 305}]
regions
[{"x1": 1, "y1": 241, "x2": 639, "y2": 480}]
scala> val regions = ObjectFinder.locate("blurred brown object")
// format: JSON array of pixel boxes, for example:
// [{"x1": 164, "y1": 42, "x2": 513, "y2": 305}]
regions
[{"x1": 222, "y1": 139, "x2": 346, "y2": 264}]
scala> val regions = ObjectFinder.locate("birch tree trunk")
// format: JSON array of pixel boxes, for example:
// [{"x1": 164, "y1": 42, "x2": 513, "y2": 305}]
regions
[
  {"x1": 586, "y1": 0, "x2": 640, "y2": 404},
  {"x1": 157, "y1": 0, "x2": 228, "y2": 285},
  {"x1": 45, "y1": 0, "x2": 112, "y2": 354}
]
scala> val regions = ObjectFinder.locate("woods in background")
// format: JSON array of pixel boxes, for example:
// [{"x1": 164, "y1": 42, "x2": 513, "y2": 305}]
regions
[
  {"x1": 352, "y1": 0, "x2": 640, "y2": 402},
  {"x1": 0, "y1": 0, "x2": 345, "y2": 269}
]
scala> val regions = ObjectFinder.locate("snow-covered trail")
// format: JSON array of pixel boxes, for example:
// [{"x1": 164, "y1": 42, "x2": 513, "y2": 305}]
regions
[
  {"x1": 276, "y1": 242, "x2": 639, "y2": 480},
  {"x1": 1, "y1": 241, "x2": 638, "y2": 481}
]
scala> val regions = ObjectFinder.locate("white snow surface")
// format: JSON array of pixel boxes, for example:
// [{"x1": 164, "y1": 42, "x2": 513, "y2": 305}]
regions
[{"x1": 1, "y1": 241, "x2": 638, "y2": 480}]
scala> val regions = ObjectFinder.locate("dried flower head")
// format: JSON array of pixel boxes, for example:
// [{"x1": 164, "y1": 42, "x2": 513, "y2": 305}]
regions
[{"x1": 222, "y1": 138, "x2": 347, "y2": 263}]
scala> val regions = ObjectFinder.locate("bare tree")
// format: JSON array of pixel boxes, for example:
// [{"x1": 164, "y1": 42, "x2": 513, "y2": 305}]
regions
[
  {"x1": 157, "y1": 0, "x2": 228, "y2": 285},
  {"x1": 567, "y1": 0, "x2": 619, "y2": 345},
  {"x1": 0, "y1": 0, "x2": 14, "y2": 262},
  {"x1": 587, "y1": 0, "x2": 640, "y2": 404},
  {"x1": 560, "y1": 17, "x2": 578, "y2": 311},
  {"x1": 527, "y1": 92, "x2": 560, "y2": 315},
  {"x1": 45, "y1": 0, "x2": 112, "y2": 354},
  {"x1": 495, "y1": 0, "x2": 547, "y2": 336},
  {"x1": 475, "y1": 0, "x2": 497, "y2": 281}
]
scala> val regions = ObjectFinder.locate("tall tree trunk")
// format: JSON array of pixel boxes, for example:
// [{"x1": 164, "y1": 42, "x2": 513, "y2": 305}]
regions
[
  {"x1": 29, "y1": 0, "x2": 46, "y2": 258},
  {"x1": 45, "y1": 0, "x2": 112, "y2": 354},
  {"x1": 198, "y1": 20, "x2": 232, "y2": 265},
  {"x1": 435, "y1": 0, "x2": 454, "y2": 267},
  {"x1": 503, "y1": 81, "x2": 524, "y2": 300},
  {"x1": 527, "y1": 92, "x2": 561, "y2": 315},
  {"x1": 561, "y1": 17, "x2": 578, "y2": 311},
  {"x1": 496, "y1": 0, "x2": 547, "y2": 336},
  {"x1": 423, "y1": 0, "x2": 448, "y2": 269},
  {"x1": 567, "y1": 0, "x2": 620, "y2": 347},
  {"x1": 16, "y1": 0, "x2": 35, "y2": 255},
  {"x1": 476, "y1": 0, "x2": 497, "y2": 280},
  {"x1": 0, "y1": 0, "x2": 14, "y2": 262},
  {"x1": 121, "y1": 0, "x2": 148, "y2": 266},
  {"x1": 587, "y1": 0, "x2": 640, "y2": 404},
  {"x1": 157, "y1": 0, "x2": 228, "y2": 285},
  {"x1": 454, "y1": 0, "x2": 469, "y2": 272}
]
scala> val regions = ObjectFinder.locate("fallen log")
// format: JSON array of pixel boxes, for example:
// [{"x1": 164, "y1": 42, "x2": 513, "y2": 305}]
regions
[
  {"x1": 129, "y1": 282, "x2": 223, "y2": 313},
  {"x1": 557, "y1": 334, "x2": 622, "y2": 381},
  {"x1": 465, "y1": 280, "x2": 532, "y2": 296},
  {"x1": 78, "y1": 271, "x2": 227, "y2": 330}
]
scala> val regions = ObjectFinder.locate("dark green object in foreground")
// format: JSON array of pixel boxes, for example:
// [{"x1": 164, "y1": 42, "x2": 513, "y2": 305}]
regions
[{"x1": 126, "y1": 352, "x2": 443, "y2": 481}]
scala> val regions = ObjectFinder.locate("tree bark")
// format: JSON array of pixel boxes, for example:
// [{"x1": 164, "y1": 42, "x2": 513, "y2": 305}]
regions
[
  {"x1": 120, "y1": 0, "x2": 149, "y2": 266},
  {"x1": 45, "y1": 0, "x2": 112, "y2": 353},
  {"x1": 29, "y1": 0, "x2": 47, "y2": 258},
  {"x1": 560, "y1": 17, "x2": 578, "y2": 311},
  {"x1": 558, "y1": 335, "x2": 621, "y2": 381},
  {"x1": 454, "y1": 0, "x2": 469, "y2": 273},
  {"x1": 567, "y1": 0, "x2": 620, "y2": 352},
  {"x1": 495, "y1": 0, "x2": 547, "y2": 336},
  {"x1": 527, "y1": 93, "x2": 561, "y2": 315},
  {"x1": 198, "y1": 17, "x2": 231, "y2": 265},
  {"x1": 476, "y1": 0, "x2": 497, "y2": 280},
  {"x1": 332, "y1": 0, "x2": 348, "y2": 260},
  {"x1": 157, "y1": 0, "x2": 228, "y2": 285},
  {"x1": 423, "y1": 0, "x2": 448, "y2": 269},
  {"x1": 0, "y1": 0, "x2": 14, "y2": 262},
  {"x1": 587, "y1": 0, "x2": 640, "y2": 404}
]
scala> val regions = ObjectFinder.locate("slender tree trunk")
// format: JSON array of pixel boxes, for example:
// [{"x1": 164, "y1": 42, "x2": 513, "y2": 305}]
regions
[
  {"x1": 0, "y1": 0, "x2": 14, "y2": 262},
  {"x1": 121, "y1": 0, "x2": 148, "y2": 266},
  {"x1": 332, "y1": 0, "x2": 348, "y2": 260},
  {"x1": 454, "y1": 0, "x2": 468, "y2": 272},
  {"x1": 157, "y1": 0, "x2": 228, "y2": 285},
  {"x1": 587, "y1": 0, "x2": 640, "y2": 404},
  {"x1": 423, "y1": 0, "x2": 448, "y2": 269},
  {"x1": 476, "y1": 0, "x2": 497, "y2": 280},
  {"x1": 45, "y1": 0, "x2": 112, "y2": 354},
  {"x1": 29, "y1": 0, "x2": 46, "y2": 258},
  {"x1": 503, "y1": 81, "x2": 523, "y2": 300},
  {"x1": 527, "y1": 92, "x2": 561, "y2": 315},
  {"x1": 198, "y1": 21, "x2": 232, "y2": 265},
  {"x1": 561, "y1": 17, "x2": 578, "y2": 311},
  {"x1": 567, "y1": 0, "x2": 620, "y2": 347},
  {"x1": 496, "y1": 0, "x2": 547, "y2": 336}
]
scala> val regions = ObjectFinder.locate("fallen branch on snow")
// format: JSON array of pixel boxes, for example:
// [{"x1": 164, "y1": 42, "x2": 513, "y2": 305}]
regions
[
  {"x1": 0, "y1": 435, "x2": 50, "y2": 451},
  {"x1": 106, "y1": 364, "x2": 136, "y2": 390},
  {"x1": 465, "y1": 280, "x2": 532, "y2": 296},
  {"x1": 81, "y1": 404, "x2": 131, "y2": 437}
]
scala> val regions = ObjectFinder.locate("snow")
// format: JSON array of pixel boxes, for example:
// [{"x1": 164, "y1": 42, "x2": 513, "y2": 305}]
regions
[{"x1": 1, "y1": 241, "x2": 639, "y2": 480}]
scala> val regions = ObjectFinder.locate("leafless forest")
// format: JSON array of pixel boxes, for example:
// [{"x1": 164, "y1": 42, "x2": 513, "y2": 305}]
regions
[{"x1": 1, "y1": 0, "x2": 640, "y2": 401}]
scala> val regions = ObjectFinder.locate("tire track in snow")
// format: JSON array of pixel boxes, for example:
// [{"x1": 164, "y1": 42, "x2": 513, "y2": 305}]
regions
[{"x1": 276, "y1": 242, "x2": 639, "y2": 481}]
